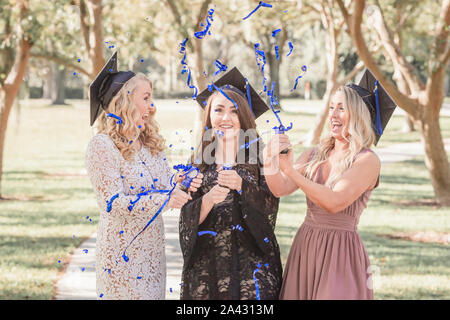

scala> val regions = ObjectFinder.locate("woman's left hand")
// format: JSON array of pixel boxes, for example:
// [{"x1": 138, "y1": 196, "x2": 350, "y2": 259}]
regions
[{"x1": 217, "y1": 168, "x2": 242, "y2": 192}]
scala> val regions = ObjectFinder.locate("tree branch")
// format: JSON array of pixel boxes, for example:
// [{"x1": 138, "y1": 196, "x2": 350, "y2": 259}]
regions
[
  {"x1": 338, "y1": 60, "x2": 365, "y2": 85},
  {"x1": 78, "y1": 0, "x2": 91, "y2": 53},
  {"x1": 30, "y1": 52, "x2": 91, "y2": 77},
  {"x1": 367, "y1": 4, "x2": 425, "y2": 92},
  {"x1": 165, "y1": 0, "x2": 194, "y2": 51},
  {"x1": 342, "y1": 0, "x2": 420, "y2": 118}
]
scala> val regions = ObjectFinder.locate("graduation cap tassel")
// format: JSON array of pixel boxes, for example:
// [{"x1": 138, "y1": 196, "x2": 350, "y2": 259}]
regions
[
  {"x1": 374, "y1": 81, "x2": 383, "y2": 135},
  {"x1": 244, "y1": 78, "x2": 255, "y2": 116}
]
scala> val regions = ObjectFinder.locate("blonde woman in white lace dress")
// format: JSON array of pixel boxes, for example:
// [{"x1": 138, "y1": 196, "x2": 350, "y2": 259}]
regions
[{"x1": 85, "y1": 55, "x2": 200, "y2": 299}]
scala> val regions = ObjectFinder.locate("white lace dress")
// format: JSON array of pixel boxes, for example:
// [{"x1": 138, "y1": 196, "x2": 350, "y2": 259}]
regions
[{"x1": 85, "y1": 133, "x2": 173, "y2": 300}]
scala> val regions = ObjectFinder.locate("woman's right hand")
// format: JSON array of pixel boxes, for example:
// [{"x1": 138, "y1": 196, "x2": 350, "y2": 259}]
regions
[
  {"x1": 263, "y1": 134, "x2": 292, "y2": 163},
  {"x1": 168, "y1": 187, "x2": 192, "y2": 209},
  {"x1": 205, "y1": 184, "x2": 230, "y2": 205}
]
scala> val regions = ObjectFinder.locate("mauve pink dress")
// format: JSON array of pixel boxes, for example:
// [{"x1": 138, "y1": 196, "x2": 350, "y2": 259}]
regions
[{"x1": 280, "y1": 148, "x2": 378, "y2": 300}]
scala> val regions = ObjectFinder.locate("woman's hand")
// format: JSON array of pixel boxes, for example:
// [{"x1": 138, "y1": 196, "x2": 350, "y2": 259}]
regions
[
  {"x1": 167, "y1": 187, "x2": 192, "y2": 209},
  {"x1": 217, "y1": 168, "x2": 242, "y2": 192},
  {"x1": 279, "y1": 148, "x2": 295, "y2": 174},
  {"x1": 205, "y1": 184, "x2": 230, "y2": 205},
  {"x1": 188, "y1": 172, "x2": 203, "y2": 193},
  {"x1": 263, "y1": 134, "x2": 292, "y2": 163}
]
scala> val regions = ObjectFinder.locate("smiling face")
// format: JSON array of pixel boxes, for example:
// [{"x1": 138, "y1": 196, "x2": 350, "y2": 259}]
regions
[
  {"x1": 329, "y1": 90, "x2": 349, "y2": 139},
  {"x1": 209, "y1": 93, "x2": 241, "y2": 140},
  {"x1": 132, "y1": 79, "x2": 154, "y2": 130}
]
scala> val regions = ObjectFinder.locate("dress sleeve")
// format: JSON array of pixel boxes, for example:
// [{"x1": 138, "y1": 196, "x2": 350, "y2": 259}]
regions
[
  {"x1": 85, "y1": 135, "x2": 169, "y2": 218},
  {"x1": 237, "y1": 166, "x2": 280, "y2": 256},
  {"x1": 156, "y1": 151, "x2": 174, "y2": 190},
  {"x1": 179, "y1": 185, "x2": 204, "y2": 265}
]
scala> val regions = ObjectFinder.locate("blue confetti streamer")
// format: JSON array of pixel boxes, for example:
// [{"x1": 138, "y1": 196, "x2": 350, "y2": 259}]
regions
[
  {"x1": 267, "y1": 81, "x2": 292, "y2": 133},
  {"x1": 179, "y1": 38, "x2": 198, "y2": 99},
  {"x1": 239, "y1": 137, "x2": 260, "y2": 150},
  {"x1": 194, "y1": 8, "x2": 215, "y2": 39},
  {"x1": 253, "y1": 262, "x2": 270, "y2": 300},
  {"x1": 211, "y1": 83, "x2": 238, "y2": 110},
  {"x1": 106, "y1": 113, "x2": 123, "y2": 124},
  {"x1": 106, "y1": 193, "x2": 119, "y2": 213},
  {"x1": 242, "y1": 1, "x2": 273, "y2": 20},
  {"x1": 272, "y1": 28, "x2": 281, "y2": 37},
  {"x1": 198, "y1": 230, "x2": 218, "y2": 237},
  {"x1": 292, "y1": 65, "x2": 307, "y2": 91},
  {"x1": 120, "y1": 184, "x2": 176, "y2": 262},
  {"x1": 286, "y1": 41, "x2": 293, "y2": 57},
  {"x1": 253, "y1": 267, "x2": 261, "y2": 300},
  {"x1": 214, "y1": 59, "x2": 228, "y2": 76},
  {"x1": 254, "y1": 43, "x2": 267, "y2": 90}
]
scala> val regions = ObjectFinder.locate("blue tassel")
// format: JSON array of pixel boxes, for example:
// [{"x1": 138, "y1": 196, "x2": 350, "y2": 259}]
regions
[{"x1": 374, "y1": 81, "x2": 383, "y2": 135}]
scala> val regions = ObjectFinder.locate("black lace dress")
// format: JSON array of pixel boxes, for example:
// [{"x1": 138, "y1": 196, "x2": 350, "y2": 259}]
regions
[{"x1": 179, "y1": 163, "x2": 282, "y2": 300}]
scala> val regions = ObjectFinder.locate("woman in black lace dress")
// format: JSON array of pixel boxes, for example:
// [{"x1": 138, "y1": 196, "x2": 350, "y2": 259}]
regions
[{"x1": 179, "y1": 68, "x2": 282, "y2": 300}]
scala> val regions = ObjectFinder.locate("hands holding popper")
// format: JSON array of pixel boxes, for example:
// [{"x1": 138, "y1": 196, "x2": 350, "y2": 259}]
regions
[
  {"x1": 203, "y1": 167, "x2": 242, "y2": 206},
  {"x1": 168, "y1": 172, "x2": 204, "y2": 209},
  {"x1": 263, "y1": 133, "x2": 295, "y2": 174}
]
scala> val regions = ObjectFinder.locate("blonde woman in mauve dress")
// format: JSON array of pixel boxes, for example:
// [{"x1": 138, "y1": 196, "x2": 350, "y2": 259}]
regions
[
  {"x1": 85, "y1": 53, "x2": 201, "y2": 299},
  {"x1": 263, "y1": 72, "x2": 396, "y2": 300}
]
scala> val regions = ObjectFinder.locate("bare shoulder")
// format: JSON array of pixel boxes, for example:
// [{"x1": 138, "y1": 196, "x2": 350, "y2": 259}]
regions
[{"x1": 353, "y1": 149, "x2": 381, "y2": 172}]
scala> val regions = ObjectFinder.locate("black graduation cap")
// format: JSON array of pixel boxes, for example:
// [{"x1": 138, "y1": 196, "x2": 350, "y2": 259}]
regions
[
  {"x1": 89, "y1": 52, "x2": 136, "y2": 126},
  {"x1": 196, "y1": 67, "x2": 269, "y2": 119},
  {"x1": 346, "y1": 69, "x2": 397, "y2": 145}
]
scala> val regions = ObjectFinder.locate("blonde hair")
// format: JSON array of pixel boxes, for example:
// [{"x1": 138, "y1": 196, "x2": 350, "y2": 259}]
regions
[
  {"x1": 96, "y1": 73, "x2": 165, "y2": 161},
  {"x1": 304, "y1": 85, "x2": 376, "y2": 187}
]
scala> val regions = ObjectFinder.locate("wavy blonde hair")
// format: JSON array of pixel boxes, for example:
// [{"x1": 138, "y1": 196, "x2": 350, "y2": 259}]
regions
[
  {"x1": 304, "y1": 85, "x2": 376, "y2": 187},
  {"x1": 96, "y1": 73, "x2": 165, "y2": 161}
]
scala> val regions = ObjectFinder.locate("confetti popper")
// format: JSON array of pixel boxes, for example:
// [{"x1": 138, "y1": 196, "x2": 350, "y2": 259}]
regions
[
  {"x1": 242, "y1": 1, "x2": 273, "y2": 20},
  {"x1": 178, "y1": 167, "x2": 199, "y2": 192}
]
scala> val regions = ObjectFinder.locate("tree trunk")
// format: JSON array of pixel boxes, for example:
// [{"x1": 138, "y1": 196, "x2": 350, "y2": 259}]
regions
[
  {"x1": 42, "y1": 64, "x2": 54, "y2": 99},
  {"x1": 267, "y1": 50, "x2": 281, "y2": 109},
  {"x1": 0, "y1": 38, "x2": 32, "y2": 197},
  {"x1": 419, "y1": 113, "x2": 450, "y2": 205},
  {"x1": 403, "y1": 114, "x2": 415, "y2": 132},
  {"x1": 86, "y1": 0, "x2": 105, "y2": 75},
  {"x1": 51, "y1": 65, "x2": 67, "y2": 105}
]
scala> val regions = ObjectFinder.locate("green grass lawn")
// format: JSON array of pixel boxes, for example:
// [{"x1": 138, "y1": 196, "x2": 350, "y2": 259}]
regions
[{"x1": 1, "y1": 98, "x2": 449, "y2": 299}]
